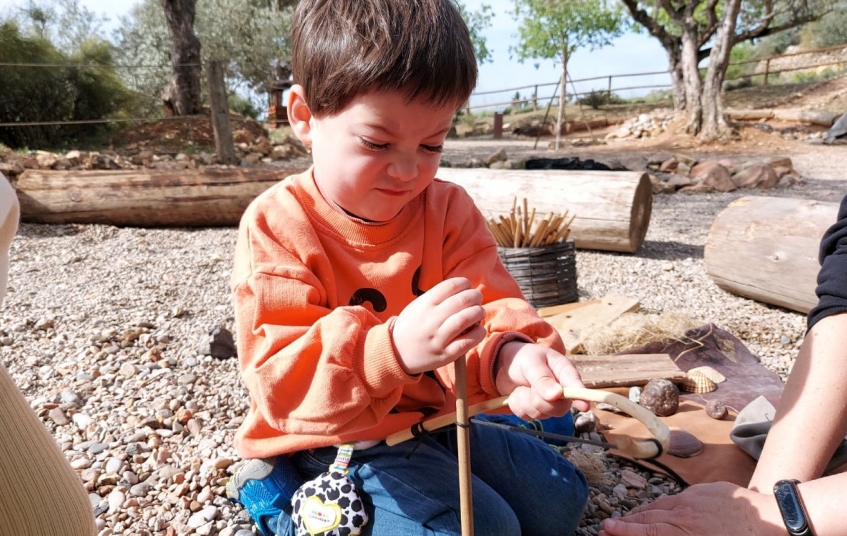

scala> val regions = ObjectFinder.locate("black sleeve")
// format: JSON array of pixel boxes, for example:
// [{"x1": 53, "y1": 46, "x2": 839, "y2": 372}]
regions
[{"x1": 807, "y1": 194, "x2": 847, "y2": 331}]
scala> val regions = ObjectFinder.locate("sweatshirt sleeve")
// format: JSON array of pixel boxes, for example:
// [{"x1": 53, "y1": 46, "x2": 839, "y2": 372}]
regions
[
  {"x1": 231, "y1": 193, "x2": 415, "y2": 437},
  {"x1": 434, "y1": 187, "x2": 566, "y2": 398},
  {"x1": 807, "y1": 194, "x2": 847, "y2": 330}
]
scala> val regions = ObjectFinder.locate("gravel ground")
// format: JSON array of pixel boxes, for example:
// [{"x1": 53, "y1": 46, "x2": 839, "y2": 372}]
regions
[{"x1": 1, "y1": 137, "x2": 845, "y2": 535}]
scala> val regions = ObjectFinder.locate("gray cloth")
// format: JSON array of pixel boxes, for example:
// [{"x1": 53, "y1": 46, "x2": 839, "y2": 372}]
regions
[
  {"x1": 730, "y1": 395, "x2": 847, "y2": 474},
  {"x1": 824, "y1": 111, "x2": 847, "y2": 144}
]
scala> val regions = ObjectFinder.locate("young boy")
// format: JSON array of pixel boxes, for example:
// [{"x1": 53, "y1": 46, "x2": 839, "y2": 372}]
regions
[{"x1": 228, "y1": 0, "x2": 589, "y2": 534}]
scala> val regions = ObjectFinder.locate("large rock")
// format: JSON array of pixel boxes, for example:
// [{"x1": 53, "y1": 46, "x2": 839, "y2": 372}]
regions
[
  {"x1": 732, "y1": 165, "x2": 779, "y2": 189},
  {"x1": 685, "y1": 161, "x2": 735, "y2": 193}
]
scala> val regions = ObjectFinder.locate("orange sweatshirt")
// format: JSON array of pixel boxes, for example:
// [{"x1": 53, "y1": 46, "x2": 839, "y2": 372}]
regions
[{"x1": 231, "y1": 168, "x2": 565, "y2": 458}]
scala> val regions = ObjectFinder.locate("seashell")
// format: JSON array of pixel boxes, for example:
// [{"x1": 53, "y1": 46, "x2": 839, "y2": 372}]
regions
[
  {"x1": 705, "y1": 399, "x2": 728, "y2": 420},
  {"x1": 667, "y1": 429, "x2": 704, "y2": 458},
  {"x1": 628, "y1": 386, "x2": 642, "y2": 404},
  {"x1": 688, "y1": 366, "x2": 726, "y2": 384},
  {"x1": 679, "y1": 370, "x2": 717, "y2": 393},
  {"x1": 639, "y1": 379, "x2": 679, "y2": 417}
]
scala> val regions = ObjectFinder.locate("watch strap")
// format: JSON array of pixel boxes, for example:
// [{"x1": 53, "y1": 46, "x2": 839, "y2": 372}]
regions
[{"x1": 774, "y1": 479, "x2": 813, "y2": 536}]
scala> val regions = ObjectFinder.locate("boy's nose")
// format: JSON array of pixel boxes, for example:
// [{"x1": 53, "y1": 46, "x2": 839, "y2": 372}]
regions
[{"x1": 387, "y1": 157, "x2": 418, "y2": 182}]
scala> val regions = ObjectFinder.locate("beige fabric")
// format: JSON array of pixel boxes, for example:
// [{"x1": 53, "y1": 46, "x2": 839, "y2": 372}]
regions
[{"x1": 0, "y1": 175, "x2": 96, "y2": 535}]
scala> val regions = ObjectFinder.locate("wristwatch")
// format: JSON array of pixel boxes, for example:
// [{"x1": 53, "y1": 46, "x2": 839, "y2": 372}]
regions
[{"x1": 773, "y1": 479, "x2": 813, "y2": 536}]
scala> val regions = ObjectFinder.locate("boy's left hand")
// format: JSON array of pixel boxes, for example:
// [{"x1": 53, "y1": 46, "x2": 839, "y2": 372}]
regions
[{"x1": 494, "y1": 341, "x2": 590, "y2": 419}]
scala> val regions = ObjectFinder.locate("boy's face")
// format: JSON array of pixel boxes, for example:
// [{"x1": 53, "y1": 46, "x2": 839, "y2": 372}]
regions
[{"x1": 295, "y1": 89, "x2": 455, "y2": 222}]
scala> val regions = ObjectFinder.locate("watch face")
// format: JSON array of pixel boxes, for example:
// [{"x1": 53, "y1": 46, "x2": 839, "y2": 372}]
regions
[{"x1": 774, "y1": 480, "x2": 810, "y2": 535}]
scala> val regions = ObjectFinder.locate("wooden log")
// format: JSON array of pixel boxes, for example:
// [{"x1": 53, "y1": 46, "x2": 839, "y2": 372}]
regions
[
  {"x1": 436, "y1": 168, "x2": 653, "y2": 253},
  {"x1": 704, "y1": 196, "x2": 840, "y2": 314},
  {"x1": 13, "y1": 167, "x2": 302, "y2": 227},
  {"x1": 15, "y1": 167, "x2": 652, "y2": 251}
]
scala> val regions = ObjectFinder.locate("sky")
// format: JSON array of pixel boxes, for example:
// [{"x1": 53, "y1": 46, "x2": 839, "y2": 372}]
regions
[{"x1": 4, "y1": 0, "x2": 674, "y2": 110}]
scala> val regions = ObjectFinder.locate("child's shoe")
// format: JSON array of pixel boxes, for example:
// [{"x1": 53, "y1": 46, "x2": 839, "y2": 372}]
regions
[{"x1": 226, "y1": 456, "x2": 304, "y2": 536}]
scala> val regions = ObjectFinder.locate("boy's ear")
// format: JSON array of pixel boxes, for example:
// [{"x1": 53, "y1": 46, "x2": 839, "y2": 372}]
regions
[{"x1": 287, "y1": 84, "x2": 313, "y2": 145}]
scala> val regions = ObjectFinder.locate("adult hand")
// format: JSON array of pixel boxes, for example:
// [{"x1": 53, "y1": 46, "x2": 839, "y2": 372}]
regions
[
  {"x1": 392, "y1": 277, "x2": 485, "y2": 375},
  {"x1": 599, "y1": 481, "x2": 784, "y2": 536},
  {"x1": 494, "y1": 341, "x2": 589, "y2": 418}
]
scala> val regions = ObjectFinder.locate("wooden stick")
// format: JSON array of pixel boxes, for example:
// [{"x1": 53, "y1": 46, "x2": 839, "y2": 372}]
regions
[
  {"x1": 530, "y1": 212, "x2": 553, "y2": 247},
  {"x1": 524, "y1": 207, "x2": 537, "y2": 247},
  {"x1": 522, "y1": 198, "x2": 529, "y2": 244},
  {"x1": 454, "y1": 357, "x2": 474, "y2": 536},
  {"x1": 514, "y1": 206, "x2": 522, "y2": 248}
]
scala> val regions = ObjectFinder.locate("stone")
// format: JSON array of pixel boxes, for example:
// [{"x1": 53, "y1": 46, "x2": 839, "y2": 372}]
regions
[
  {"x1": 732, "y1": 165, "x2": 779, "y2": 189},
  {"x1": 639, "y1": 379, "x2": 679, "y2": 417},
  {"x1": 484, "y1": 148, "x2": 508, "y2": 166},
  {"x1": 197, "y1": 326, "x2": 236, "y2": 359}
]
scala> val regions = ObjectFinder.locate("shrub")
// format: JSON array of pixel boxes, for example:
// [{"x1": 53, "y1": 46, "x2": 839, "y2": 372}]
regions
[
  {"x1": 0, "y1": 22, "x2": 134, "y2": 149},
  {"x1": 576, "y1": 89, "x2": 625, "y2": 109}
]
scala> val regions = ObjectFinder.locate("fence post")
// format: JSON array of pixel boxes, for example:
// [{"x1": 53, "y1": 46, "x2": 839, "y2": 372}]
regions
[
  {"x1": 493, "y1": 112, "x2": 503, "y2": 139},
  {"x1": 607, "y1": 75, "x2": 612, "y2": 97},
  {"x1": 764, "y1": 58, "x2": 770, "y2": 86},
  {"x1": 533, "y1": 85, "x2": 538, "y2": 111},
  {"x1": 207, "y1": 60, "x2": 237, "y2": 165}
]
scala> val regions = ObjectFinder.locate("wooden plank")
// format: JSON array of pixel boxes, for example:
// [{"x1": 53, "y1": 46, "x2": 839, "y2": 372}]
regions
[
  {"x1": 536, "y1": 299, "x2": 600, "y2": 318},
  {"x1": 573, "y1": 353, "x2": 686, "y2": 388},
  {"x1": 544, "y1": 294, "x2": 641, "y2": 353}
]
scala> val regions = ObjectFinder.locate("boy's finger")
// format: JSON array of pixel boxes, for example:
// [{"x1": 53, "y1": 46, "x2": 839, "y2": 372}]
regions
[
  {"x1": 424, "y1": 277, "x2": 473, "y2": 303},
  {"x1": 548, "y1": 354, "x2": 590, "y2": 411}
]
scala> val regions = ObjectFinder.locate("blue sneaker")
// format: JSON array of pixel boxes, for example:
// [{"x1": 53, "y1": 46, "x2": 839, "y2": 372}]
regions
[{"x1": 226, "y1": 457, "x2": 304, "y2": 536}]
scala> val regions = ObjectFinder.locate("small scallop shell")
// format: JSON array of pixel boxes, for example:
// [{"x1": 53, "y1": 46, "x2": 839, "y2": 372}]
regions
[
  {"x1": 667, "y1": 429, "x2": 704, "y2": 458},
  {"x1": 679, "y1": 370, "x2": 717, "y2": 393},
  {"x1": 688, "y1": 366, "x2": 726, "y2": 384}
]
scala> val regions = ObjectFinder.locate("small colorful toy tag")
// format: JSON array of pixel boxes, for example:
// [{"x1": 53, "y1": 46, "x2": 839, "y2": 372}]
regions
[{"x1": 291, "y1": 443, "x2": 369, "y2": 536}]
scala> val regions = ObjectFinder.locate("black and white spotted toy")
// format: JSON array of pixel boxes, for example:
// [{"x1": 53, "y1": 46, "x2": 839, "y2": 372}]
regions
[{"x1": 290, "y1": 460, "x2": 368, "y2": 535}]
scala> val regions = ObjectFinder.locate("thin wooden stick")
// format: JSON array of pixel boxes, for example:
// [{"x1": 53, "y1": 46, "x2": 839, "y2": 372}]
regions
[
  {"x1": 514, "y1": 206, "x2": 522, "y2": 248},
  {"x1": 454, "y1": 357, "x2": 474, "y2": 536},
  {"x1": 522, "y1": 198, "x2": 529, "y2": 244},
  {"x1": 524, "y1": 207, "x2": 536, "y2": 247}
]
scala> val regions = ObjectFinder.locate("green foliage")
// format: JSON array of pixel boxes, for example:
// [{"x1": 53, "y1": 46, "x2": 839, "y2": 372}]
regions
[
  {"x1": 801, "y1": 7, "x2": 847, "y2": 48},
  {"x1": 510, "y1": 0, "x2": 626, "y2": 65},
  {"x1": 0, "y1": 21, "x2": 134, "y2": 148},
  {"x1": 114, "y1": 0, "x2": 294, "y2": 115},
  {"x1": 456, "y1": 1, "x2": 495, "y2": 64},
  {"x1": 576, "y1": 89, "x2": 625, "y2": 109},
  {"x1": 725, "y1": 41, "x2": 756, "y2": 82},
  {"x1": 228, "y1": 92, "x2": 262, "y2": 120},
  {"x1": 756, "y1": 28, "x2": 802, "y2": 57}
]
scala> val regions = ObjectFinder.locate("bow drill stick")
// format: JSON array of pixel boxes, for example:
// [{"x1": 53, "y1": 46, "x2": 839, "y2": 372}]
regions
[
  {"x1": 454, "y1": 356, "x2": 474, "y2": 536},
  {"x1": 386, "y1": 387, "x2": 671, "y2": 460}
]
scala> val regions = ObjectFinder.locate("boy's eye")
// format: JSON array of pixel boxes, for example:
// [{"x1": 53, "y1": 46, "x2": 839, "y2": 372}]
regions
[
  {"x1": 421, "y1": 144, "x2": 443, "y2": 154},
  {"x1": 359, "y1": 138, "x2": 389, "y2": 151}
]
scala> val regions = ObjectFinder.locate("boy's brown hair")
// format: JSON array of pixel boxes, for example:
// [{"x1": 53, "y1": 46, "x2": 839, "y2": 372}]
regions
[{"x1": 290, "y1": 0, "x2": 477, "y2": 117}]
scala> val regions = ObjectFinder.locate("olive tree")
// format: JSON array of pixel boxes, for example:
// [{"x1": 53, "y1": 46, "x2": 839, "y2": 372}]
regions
[{"x1": 511, "y1": 0, "x2": 626, "y2": 149}]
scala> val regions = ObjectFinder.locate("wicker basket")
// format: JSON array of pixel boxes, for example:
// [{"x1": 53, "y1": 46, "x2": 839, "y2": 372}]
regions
[{"x1": 497, "y1": 240, "x2": 578, "y2": 308}]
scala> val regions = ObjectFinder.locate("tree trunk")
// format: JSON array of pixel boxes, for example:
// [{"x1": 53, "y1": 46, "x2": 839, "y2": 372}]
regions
[
  {"x1": 555, "y1": 50, "x2": 568, "y2": 151},
  {"x1": 160, "y1": 0, "x2": 203, "y2": 116},
  {"x1": 680, "y1": 27, "x2": 702, "y2": 134},
  {"x1": 667, "y1": 46, "x2": 686, "y2": 111},
  {"x1": 699, "y1": 0, "x2": 742, "y2": 141}
]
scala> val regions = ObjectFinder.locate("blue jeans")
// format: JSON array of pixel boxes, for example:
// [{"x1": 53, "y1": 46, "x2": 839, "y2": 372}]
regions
[{"x1": 275, "y1": 415, "x2": 588, "y2": 536}]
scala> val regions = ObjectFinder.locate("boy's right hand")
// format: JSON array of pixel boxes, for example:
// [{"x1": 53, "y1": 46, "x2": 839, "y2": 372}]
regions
[{"x1": 393, "y1": 277, "x2": 486, "y2": 375}]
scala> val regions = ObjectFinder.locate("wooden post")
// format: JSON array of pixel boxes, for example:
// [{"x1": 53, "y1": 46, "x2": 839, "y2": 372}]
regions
[
  {"x1": 607, "y1": 75, "x2": 613, "y2": 97},
  {"x1": 493, "y1": 112, "x2": 503, "y2": 139},
  {"x1": 533, "y1": 85, "x2": 538, "y2": 111},
  {"x1": 207, "y1": 60, "x2": 237, "y2": 165},
  {"x1": 764, "y1": 58, "x2": 771, "y2": 86},
  {"x1": 454, "y1": 357, "x2": 474, "y2": 536}
]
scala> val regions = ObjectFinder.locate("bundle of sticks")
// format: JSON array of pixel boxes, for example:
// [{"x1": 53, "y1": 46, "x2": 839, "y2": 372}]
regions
[{"x1": 486, "y1": 197, "x2": 575, "y2": 248}]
